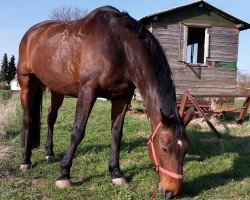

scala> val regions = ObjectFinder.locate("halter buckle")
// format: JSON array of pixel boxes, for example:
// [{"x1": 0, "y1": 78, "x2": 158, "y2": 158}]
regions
[{"x1": 155, "y1": 165, "x2": 160, "y2": 172}]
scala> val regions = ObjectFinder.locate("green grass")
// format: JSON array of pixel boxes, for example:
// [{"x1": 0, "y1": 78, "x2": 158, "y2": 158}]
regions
[
  {"x1": 0, "y1": 90, "x2": 13, "y2": 101},
  {"x1": 0, "y1": 93, "x2": 250, "y2": 199}
]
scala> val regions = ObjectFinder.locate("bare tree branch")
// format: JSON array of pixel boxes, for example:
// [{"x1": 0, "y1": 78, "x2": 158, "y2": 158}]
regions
[
  {"x1": 49, "y1": 5, "x2": 88, "y2": 21},
  {"x1": 237, "y1": 71, "x2": 247, "y2": 83}
]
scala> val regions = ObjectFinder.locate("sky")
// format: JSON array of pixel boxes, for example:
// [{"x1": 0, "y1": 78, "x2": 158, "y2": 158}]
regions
[{"x1": 0, "y1": 0, "x2": 249, "y2": 73}]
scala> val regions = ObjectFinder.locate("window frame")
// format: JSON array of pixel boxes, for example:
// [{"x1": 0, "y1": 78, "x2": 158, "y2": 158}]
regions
[{"x1": 179, "y1": 23, "x2": 211, "y2": 66}]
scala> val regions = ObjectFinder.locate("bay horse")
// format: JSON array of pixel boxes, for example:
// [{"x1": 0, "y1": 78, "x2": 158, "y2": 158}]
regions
[{"x1": 17, "y1": 6, "x2": 189, "y2": 199}]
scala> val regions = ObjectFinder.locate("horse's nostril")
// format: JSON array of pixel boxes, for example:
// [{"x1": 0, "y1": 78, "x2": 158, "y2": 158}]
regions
[{"x1": 164, "y1": 191, "x2": 173, "y2": 199}]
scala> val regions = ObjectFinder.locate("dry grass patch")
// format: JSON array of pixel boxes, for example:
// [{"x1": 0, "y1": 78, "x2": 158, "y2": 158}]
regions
[
  {"x1": 190, "y1": 115, "x2": 240, "y2": 131},
  {"x1": 0, "y1": 145, "x2": 10, "y2": 159},
  {"x1": 0, "y1": 94, "x2": 19, "y2": 137}
]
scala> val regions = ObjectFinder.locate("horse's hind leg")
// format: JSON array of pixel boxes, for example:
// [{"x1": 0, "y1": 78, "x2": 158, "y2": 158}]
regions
[
  {"x1": 55, "y1": 86, "x2": 96, "y2": 188},
  {"x1": 19, "y1": 73, "x2": 43, "y2": 171},
  {"x1": 45, "y1": 91, "x2": 64, "y2": 161},
  {"x1": 109, "y1": 92, "x2": 134, "y2": 187}
]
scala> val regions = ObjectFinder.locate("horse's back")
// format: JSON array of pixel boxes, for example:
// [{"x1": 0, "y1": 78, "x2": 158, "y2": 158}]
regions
[
  {"x1": 17, "y1": 6, "x2": 133, "y2": 97},
  {"x1": 18, "y1": 6, "x2": 122, "y2": 69}
]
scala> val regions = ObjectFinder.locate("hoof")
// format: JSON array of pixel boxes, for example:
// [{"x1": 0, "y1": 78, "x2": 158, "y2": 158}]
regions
[
  {"x1": 112, "y1": 177, "x2": 128, "y2": 187},
  {"x1": 20, "y1": 164, "x2": 32, "y2": 172},
  {"x1": 46, "y1": 155, "x2": 57, "y2": 162},
  {"x1": 55, "y1": 179, "x2": 72, "y2": 189}
]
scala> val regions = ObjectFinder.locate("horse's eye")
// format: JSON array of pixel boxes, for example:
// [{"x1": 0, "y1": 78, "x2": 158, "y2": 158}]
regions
[{"x1": 162, "y1": 147, "x2": 168, "y2": 153}]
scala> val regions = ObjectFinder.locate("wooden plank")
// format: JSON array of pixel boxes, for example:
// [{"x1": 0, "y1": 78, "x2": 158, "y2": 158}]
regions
[
  {"x1": 175, "y1": 87, "x2": 237, "y2": 92},
  {"x1": 174, "y1": 79, "x2": 236, "y2": 85},
  {"x1": 154, "y1": 23, "x2": 180, "y2": 32},
  {"x1": 210, "y1": 36, "x2": 239, "y2": 43},
  {"x1": 154, "y1": 32, "x2": 180, "y2": 37},
  {"x1": 179, "y1": 91, "x2": 188, "y2": 118},
  {"x1": 209, "y1": 42, "x2": 238, "y2": 47},
  {"x1": 156, "y1": 38, "x2": 179, "y2": 44},
  {"x1": 178, "y1": 23, "x2": 188, "y2": 62},
  {"x1": 174, "y1": 82, "x2": 236, "y2": 88},
  {"x1": 183, "y1": 91, "x2": 222, "y2": 138},
  {"x1": 209, "y1": 55, "x2": 238, "y2": 62},
  {"x1": 237, "y1": 97, "x2": 250, "y2": 124},
  {"x1": 208, "y1": 27, "x2": 239, "y2": 34},
  {"x1": 176, "y1": 84, "x2": 236, "y2": 89},
  {"x1": 204, "y1": 28, "x2": 209, "y2": 62},
  {"x1": 209, "y1": 48, "x2": 238, "y2": 55}
]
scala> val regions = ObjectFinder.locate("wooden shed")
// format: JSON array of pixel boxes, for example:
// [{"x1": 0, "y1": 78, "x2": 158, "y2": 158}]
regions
[{"x1": 139, "y1": 0, "x2": 250, "y2": 96}]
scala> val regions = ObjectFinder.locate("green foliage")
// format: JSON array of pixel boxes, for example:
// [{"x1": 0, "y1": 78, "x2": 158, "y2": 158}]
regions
[
  {"x1": 0, "y1": 54, "x2": 16, "y2": 84},
  {"x1": 0, "y1": 93, "x2": 250, "y2": 199},
  {"x1": 6, "y1": 55, "x2": 16, "y2": 84},
  {"x1": 0, "y1": 53, "x2": 8, "y2": 82}
]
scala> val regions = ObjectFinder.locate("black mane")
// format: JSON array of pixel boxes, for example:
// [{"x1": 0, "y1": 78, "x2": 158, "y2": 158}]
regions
[{"x1": 121, "y1": 12, "x2": 184, "y2": 131}]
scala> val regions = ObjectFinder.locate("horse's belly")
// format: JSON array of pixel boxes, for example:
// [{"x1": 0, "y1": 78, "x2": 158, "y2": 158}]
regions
[
  {"x1": 98, "y1": 81, "x2": 134, "y2": 99},
  {"x1": 55, "y1": 82, "x2": 79, "y2": 97},
  {"x1": 33, "y1": 70, "x2": 79, "y2": 97}
]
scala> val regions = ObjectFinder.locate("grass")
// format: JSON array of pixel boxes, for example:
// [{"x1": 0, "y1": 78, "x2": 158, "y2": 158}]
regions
[
  {"x1": 0, "y1": 90, "x2": 13, "y2": 101},
  {"x1": 0, "y1": 92, "x2": 22, "y2": 138},
  {"x1": 0, "y1": 92, "x2": 250, "y2": 199}
]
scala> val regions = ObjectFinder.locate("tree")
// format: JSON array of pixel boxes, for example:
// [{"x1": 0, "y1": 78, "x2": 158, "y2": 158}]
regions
[
  {"x1": 48, "y1": 5, "x2": 87, "y2": 21},
  {"x1": 0, "y1": 53, "x2": 8, "y2": 82},
  {"x1": 6, "y1": 55, "x2": 16, "y2": 84},
  {"x1": 237, "y1": 71, "x2": 247, "y2": 84}
]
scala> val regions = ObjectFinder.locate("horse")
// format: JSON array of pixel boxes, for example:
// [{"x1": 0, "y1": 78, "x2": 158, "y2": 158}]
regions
[{"x1": 17, "y1": 6, "x2": 189, "y2": 199}]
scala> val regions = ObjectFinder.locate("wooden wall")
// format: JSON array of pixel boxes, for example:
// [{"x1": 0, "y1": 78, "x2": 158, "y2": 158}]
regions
[
  {"x1": 143, "y1": 5, "x2": 239, "y2": 95},
  {"x1": 208, "y1": 27, "x2": 239, "y2": 62}
]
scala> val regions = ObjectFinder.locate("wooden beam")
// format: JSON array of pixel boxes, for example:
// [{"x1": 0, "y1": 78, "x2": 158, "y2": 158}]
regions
[
  {"x1": 237, "y1": 97, "x2": 250, "y2": 124},
  {"x1": 179, "y1": 91, "x2": 188, "y2": 118},
  {"x1": 185, "y1": 91, "x2": 222, "y2": 138}
]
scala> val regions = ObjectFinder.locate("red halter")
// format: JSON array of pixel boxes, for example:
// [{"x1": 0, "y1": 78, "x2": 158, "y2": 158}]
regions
[{"x1": 147, "y1": 122, "x2": 183, "y2": 180}]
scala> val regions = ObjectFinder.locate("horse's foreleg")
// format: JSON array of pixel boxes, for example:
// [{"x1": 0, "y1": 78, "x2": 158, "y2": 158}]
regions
[
  {"x1": 55, "y1": 87, "x2": 96, "y2": 188},
  {"x1": 45, "y1": 91, "x2": 64, "y2": 161},
  {"x1": 109, "y1": 94, "x2": 133, "y2": 186}
]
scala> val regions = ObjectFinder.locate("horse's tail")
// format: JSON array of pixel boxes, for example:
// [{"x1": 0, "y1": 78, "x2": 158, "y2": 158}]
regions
[{"x1": 22, "y1": 83, "x2": 44, "y2": 149}]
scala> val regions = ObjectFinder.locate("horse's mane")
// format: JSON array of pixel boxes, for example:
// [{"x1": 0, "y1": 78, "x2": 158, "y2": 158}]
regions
[{"x1": 121, "y1": 12, "x2": 185, "y2": 135}]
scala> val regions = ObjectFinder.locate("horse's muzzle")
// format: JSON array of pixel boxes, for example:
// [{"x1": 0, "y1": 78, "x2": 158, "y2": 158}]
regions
[{"x1": 159, "y1": 182, "x2": 176, "y2": 199}]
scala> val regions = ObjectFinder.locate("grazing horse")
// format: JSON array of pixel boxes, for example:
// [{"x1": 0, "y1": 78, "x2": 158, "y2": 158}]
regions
[{"x1": 17, "y1": 6, "x2": 189, "y2": 198}]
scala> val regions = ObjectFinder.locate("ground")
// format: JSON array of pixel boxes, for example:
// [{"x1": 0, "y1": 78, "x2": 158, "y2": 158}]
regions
[{"x1": 0, "y1": 93, "x2": 250, "y2": 199}]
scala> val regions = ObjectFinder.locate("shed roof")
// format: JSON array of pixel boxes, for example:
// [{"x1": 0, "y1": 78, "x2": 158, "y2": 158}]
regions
[{"x1": 139, "y1": 0, "x2": 250, "y2": 31}]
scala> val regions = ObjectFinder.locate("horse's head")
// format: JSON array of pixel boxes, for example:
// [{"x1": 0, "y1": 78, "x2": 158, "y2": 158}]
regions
[{"x1": 148, "y1": 115, "x2": 189, "y2": 198}]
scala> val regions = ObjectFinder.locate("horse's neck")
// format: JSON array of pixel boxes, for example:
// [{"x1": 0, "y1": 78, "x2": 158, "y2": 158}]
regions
[{"x1": 132, "y1": 73, "x2": 162, "y2": 128}]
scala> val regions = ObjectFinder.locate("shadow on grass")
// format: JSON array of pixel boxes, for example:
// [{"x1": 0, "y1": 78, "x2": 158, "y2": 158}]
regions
[
  {"x1": 220, "y1": 111, "x2": 249, "y2": 123},
  {"x1": 31, "y1": 126, "x2": 249, "y2": 198},
  {"x1": 31, "y1": 136, "x2": 152, "y2": 185},
  {"x1": 6, "y1": 107, "x2": 249, "y2": 199},
  {"x1": 52, "y1": 136, "x2": 147, "y2": 159},
  {"x1": 182, "y1": 128, "x2": 250, "y2": 198}
]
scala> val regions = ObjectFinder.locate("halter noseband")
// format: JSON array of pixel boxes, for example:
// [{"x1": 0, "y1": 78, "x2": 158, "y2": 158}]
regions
[{"x1": 147, "y1": 122, "x2": 183, "y2": 180}]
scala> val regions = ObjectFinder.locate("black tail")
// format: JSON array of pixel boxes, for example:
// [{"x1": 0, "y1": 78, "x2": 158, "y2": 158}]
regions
[{"x1": 22, "y1": 83, "x2": 44, "y2": 149}]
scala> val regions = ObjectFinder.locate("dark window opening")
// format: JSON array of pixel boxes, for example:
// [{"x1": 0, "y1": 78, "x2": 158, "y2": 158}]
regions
[{"x1": 187, "y1": 27, "x2": 205, "y2": 64}]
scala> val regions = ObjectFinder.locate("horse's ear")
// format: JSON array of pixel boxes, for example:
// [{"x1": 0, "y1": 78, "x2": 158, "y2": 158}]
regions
[
  {"x1": 183, "y1": 106, "x2": 195, "y2": 127},
  {"x1": 160, "y1": 109, "x2": 175, "y2": 127}
]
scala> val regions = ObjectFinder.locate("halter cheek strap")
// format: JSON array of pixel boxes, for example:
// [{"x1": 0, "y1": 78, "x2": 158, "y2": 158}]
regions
[{"x1": 147, "y1": 122, "x2": 183, "y2": 180}]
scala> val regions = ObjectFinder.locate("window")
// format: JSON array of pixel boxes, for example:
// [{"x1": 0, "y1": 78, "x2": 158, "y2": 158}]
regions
[{"x1": 179, "y1": 24, "x2": 209, "y2": 65}]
